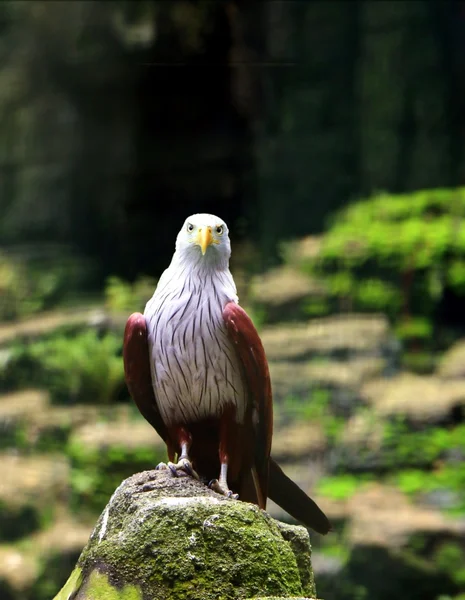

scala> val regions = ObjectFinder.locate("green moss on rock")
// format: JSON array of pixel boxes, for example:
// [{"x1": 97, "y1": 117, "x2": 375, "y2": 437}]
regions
[
  {"x1": 55, "y1": 470, "x2": 317, "y2": 600},
  {"x1": 53, "y1": 567, "x2": 83, "y2": 600},
  {"x1": 75, "y1": 570, "x2": 143, "y2": 600}
]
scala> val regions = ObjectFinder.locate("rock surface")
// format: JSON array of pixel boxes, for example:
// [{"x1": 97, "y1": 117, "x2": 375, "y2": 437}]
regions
[
  {"x1": 0, "y1": 308, "x2": 122, "y2": 348},
  {"x1": 249, "y1": 266, "x2": 327, "y2": 322},
  {"x1": 53, "y1": 470, "x2": 318, "y2": 600},
  {"x1": 261, "y1": 314, "x2": 391, "y2": 362},
  {"x1": 437, "y1": 338, "x2": 465, "y2": 378},
  {"x1": 361, "y1": 374, "x2": 465, "y2": 424}
]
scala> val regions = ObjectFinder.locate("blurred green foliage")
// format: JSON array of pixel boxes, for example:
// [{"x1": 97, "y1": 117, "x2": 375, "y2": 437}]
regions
[
  {"x1": 1, "y1": 195, "x2": 465, "y2": 600},
  {"x1": 6, "y1": 330, "x2": 124, "y2": 404},
  {"x1": 331, "y1": 416, "x2": 465, "y2": 496},
  {"x1": 0, "y1": 416, "x2": 71, "y2": 453},
  {"x1": 281, "y1": 388, "x2": 331, "y2": 419},
  {"x1": 392, "y1": 463, "x2": 465, "y2": 515},
  {"x1": 295, "y1": 187, "x2": 465, "y2": 369},
  {"x1": 400, "y1": 351, "x2": 436, "y2": 374},
  {"x1": 0, "y1": 499, "x2": 41, "y2": 542},
  {"x1": 280, "y1": 388, "x2": 345, "y2": 442},
  {"x1": 435, "y1": 544, "x2": 465, "y2": 587},
  {"x1": 316, "y1": 474, "x2": 369, "y2": 501},
  {"x1": 302, "y1": 296, "x2": 330, "y2": 318},
  {"x1": 0, "y1": 0, "x2": 463, "y2": 597},
  {"x1": 0, "y1": 251, "x2": 90, "y2": 322},
  {"x1": 0, "y1": 258, "x2": 155, "y2": 325},
  {"x1": 381, "y1": 420, "x2": 465, "y2": 469},
  {"x1": 68, "y1": 436, "x2": 165, "y2": 514},
  {"x1": 104, "y1": 275, "x2": 157, "y2": 314}
]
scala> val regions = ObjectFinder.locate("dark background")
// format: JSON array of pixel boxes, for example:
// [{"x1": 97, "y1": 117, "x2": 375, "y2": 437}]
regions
[{"x1": 2, "y1": 0, "x2": 464, "y2": 278}]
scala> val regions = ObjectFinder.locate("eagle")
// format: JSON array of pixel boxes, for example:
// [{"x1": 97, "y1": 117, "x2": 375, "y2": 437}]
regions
[{"x1": 123, "y1": 213, "x2": 331, "y2": 534}]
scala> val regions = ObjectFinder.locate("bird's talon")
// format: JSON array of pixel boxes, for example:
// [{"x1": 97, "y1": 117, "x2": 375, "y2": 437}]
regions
[
  {"x1": 156, "y1": 462, "x2": 168, "y2": 471},
  {"x1": 167, "y1": 462, "x2": 180, "y2": 477},
  {"x1": 180, "y1": 461, "x2": 197, "y2": 479},
  {"x1": 209, "y1": 479, "x2": 238, "y2": 500},
  {"x1": 165, "y1": 458, "x2": 200, "y2": 479}
]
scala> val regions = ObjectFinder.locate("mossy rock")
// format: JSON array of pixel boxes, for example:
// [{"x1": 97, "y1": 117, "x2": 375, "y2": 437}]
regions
[
  {"x1": 269, "y1": 357, "x2": 384, "y2": 408},
  {"x1": 348, "y1": 484, "x2": 465, "y2": 548},
  {"x1": 54, "y1": 470, "x2": 317, "y2": 600},
  {"x1": 275, "y1": 358, "x2": 384, "y2": 393},
  {"x1": 330, "y1": 412, "x2": 386, "y2": 472},
  {"x1": 361, "y1": 374, "x2": 465, "y2": 425},
  {"x1": 0, "y1": 390, "x2": 109, "y2": 451},
  {"x1": 271, "y1": 422, "x2": 327, "y2": 463},
  {"x1": 438, "y1": 339, "x2": 465, "y2": 379},
  {"x1": 0, "y1": 392, "x2": 140, "y2": 452},
  {"x1": 332, "y1": 411, "x2": 465, "y2": 473},
  {"x1": 0, "y1": 454, "x2": 69, "y2": 541},
  {"x1": 261, "y1": 314, "x2": 391, "y2": 362},
  {"x1": 68, "y1": 419, "x2": 166, "y2": 514},
  {"x1": 0, "y1": 308, "x2": 119, "y2": 349},
  {"x1": 316, "y1": 484, "x2": 465, "y2": 600},
  {"x1": 0, "y1": 390, "x2": 49, "y2": 449},
  {"x1": 249, "y1": 266, "x2": 328, "y2": 323},
  {"x1": 24, "y1": 404, "x2": 105, "y2": 452},
  {"x1": 281, "y1": 236, "x2": 324, "y2": 270}
]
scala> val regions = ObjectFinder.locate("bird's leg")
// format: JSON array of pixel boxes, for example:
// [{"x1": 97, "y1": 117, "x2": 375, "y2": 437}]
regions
[
  {"x1": 156, "y1": 426, "x2": 199, "y2": 479},
  {"x1": 168, "y1": 440, "x2": 200, "y2": 479},
  {"x1": 209, "y1": 461, "x2": 239, "y2": 500},
  {"x1": 209, "y1": 407, "x2": 239, "y2": 500}
]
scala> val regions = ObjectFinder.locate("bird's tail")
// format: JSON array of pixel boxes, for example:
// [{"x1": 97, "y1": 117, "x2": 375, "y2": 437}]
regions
[{"x1": 268, "y1": 457, "x2": 332, "y2": 535}]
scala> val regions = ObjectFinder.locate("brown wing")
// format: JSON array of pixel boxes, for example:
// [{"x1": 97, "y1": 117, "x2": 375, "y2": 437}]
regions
[
  {"x1": 223, "y1": 302, "x2": 273, "y2": 507},
  {"x1": 223, "y1": 304, "x2": 331, "y2": 534},
  {"x1": 123, "y1": 312, "x2": 168, "y2": 443}
]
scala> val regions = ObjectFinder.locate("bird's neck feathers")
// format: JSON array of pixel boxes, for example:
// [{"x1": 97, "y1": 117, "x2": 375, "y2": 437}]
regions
[
  {"x1": 155, "y1": 246, "x2": 238, "y2": 302},
  {"x1": 173, "y1": 244, "x2": 231, "y2": 276}
]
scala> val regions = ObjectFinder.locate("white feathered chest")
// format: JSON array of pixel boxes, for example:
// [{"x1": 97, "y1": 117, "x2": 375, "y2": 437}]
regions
[{"x1": 144, "y1": 265, "x2": 248, "y2": 427}]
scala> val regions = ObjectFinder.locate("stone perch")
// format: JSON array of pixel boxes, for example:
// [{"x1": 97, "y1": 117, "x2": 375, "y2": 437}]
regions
[{"x1": 53, "y1": 470, "x2": 318, "y2": 600}]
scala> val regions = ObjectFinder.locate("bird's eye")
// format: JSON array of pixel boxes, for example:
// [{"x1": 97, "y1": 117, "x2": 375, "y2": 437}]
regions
[
  {"x1": 216, "y1": 225, "x2": 224, "y2": 235},
  {"x1": 187, "y1": 223, "x2": 194, "y2": 233}
]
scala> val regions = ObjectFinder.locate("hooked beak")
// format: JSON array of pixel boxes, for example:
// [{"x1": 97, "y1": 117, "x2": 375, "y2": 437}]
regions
[{"x1": 196, "y1": 227, "x2": 214, "y2": 256}]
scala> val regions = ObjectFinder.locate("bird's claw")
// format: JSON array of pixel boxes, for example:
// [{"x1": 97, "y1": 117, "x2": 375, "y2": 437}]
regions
[
  {"x1": 167, "y1": 462, "x2": 180, "y2": 477},
  {"x1": 155, "y1": 461, "x2": 183, "y2": 477},
  {"x1": 208, "y1": 479, "x2": 239, "y2": 500},
  {"x1": 178, "y1": 457, "x2": 200, "y2": 479},
  {"x1": 159, "y1": 457, "x2": 200, "y2": 479}
]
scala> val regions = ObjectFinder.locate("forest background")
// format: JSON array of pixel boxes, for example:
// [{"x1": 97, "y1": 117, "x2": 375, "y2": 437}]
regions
[{"x1": 1, "y1": 2, "x2": 465, "y2": 600}]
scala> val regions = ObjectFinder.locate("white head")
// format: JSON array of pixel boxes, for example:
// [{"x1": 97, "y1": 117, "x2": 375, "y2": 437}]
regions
[{"x1": 174, "y1": 213, "x2": 231, "y2": 270}]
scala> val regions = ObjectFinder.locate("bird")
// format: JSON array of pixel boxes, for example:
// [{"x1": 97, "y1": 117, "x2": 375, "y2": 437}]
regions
[{"x1": 123, "y1": 213, "x2": 331, "y2": 535}]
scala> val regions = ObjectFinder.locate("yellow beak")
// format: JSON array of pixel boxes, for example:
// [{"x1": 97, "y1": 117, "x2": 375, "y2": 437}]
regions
[{"x1": 197, "y1": 227, "x2": 213, "y2": 256}]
